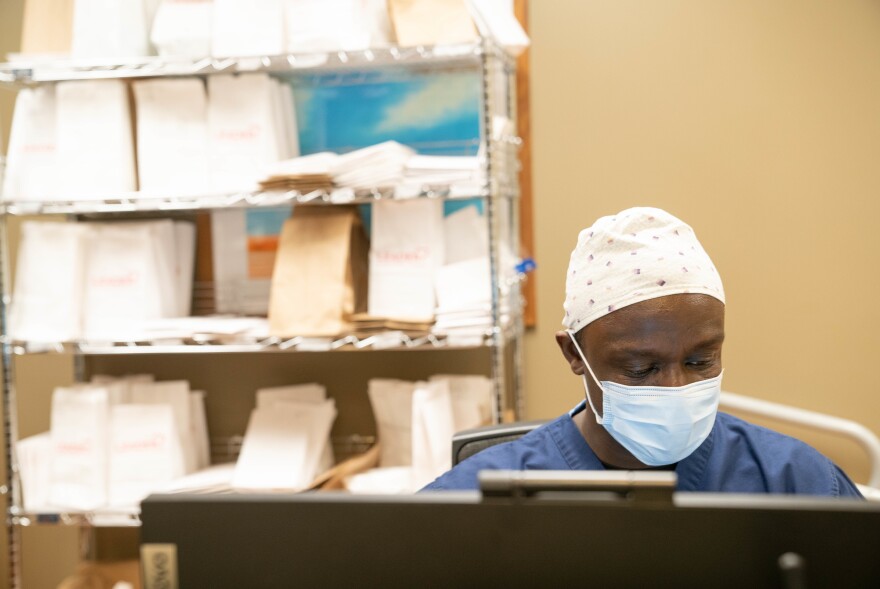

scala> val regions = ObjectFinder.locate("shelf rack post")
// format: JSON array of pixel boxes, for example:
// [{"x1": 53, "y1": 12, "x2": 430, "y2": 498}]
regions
[
  {"x1": 479, "y1": 39, "x2": 524, "y2": 423},
  {"x1": 0, "y1": 214, "x2": 23, "y2": 589}
]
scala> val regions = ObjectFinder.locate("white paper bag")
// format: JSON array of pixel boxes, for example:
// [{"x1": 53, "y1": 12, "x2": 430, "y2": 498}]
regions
[
  {"x1": 16, "y1": 433, "x2": 52, "y2": 512},
  {"x1": 411, "y1": 379, "x2": 455, "y2": 489},
  {"x1": 430, "y1": 374, "x2": 493, "y2": 430},
  {"x1": 49, "y1": 386, "x2": 109, "y2": 510},
  {"x1": 10, "y1": 221, "x2": 86, "y2": 342},
  {"x1": 368, "y1": 379, "x2": 415, "y2": 467},
  {"x1": 256, "y1": 384, "x2": 334, "y2": 472},
  {"x1": 190, "y1": 391, "x2": 211, "y2": 470},
  {"x1": 91, "y1": 373, "x2": 155, "y2": 405},
  {"x1": 212, "y1": 0, "x2": 283, "y2": 57},
  {"x1": 207, "y1": 73, "x2": 285, "y2": 191},
  {"x1": 56, "y1": 80, "x2": 136, "y2": 197},
  {"x1": 256, "y1": 383, "x2": 326, "y2": 408},
  {"x1": 129, "y1": 380, "x2": 193, "y2": 474},
  {"x1": 108, "y1": 404, "x2": 182, "y2": 507},
  {"x1": 283, "y1": 0, "x2": 374, "y2": 53},
  {"x1": 2, "y1": 86, "x2": 58, "y2": 200},
  {"x1": 71, "y1": 0, "x2": 151, "y2": 58},
  {"x1": 443, "y1": 204, "x2": 488, "y2": 265},
  {"x1": 435, "y1": 256, "x2": 491, "y2": 312},
  {"x1": 368, "y1": 199, "x2": 444, "y2": 321},
  {"x1": 150, "y1": 0, "x2": 213, "y2": 57},
  {"x1": 133, "y1": 78, "x2": 209, "y2": 195},
  {"x1": 277, "y1": 81, "x2": 300, "y2": 158},
  {"x1": 80, "y1": 223, "x2": 164, "y2": 339},
  {"x1": 147, "y1": 220, "x2": 181, "y2": 319},
  {"x1": 232, "y1": 399, "x2": 336, "y2": 490},
  {"x1": 345, "y1": 466, "x2": 414, "y2": 494},
  {"x1": 174, "y1": 221, "x2": 196, "y2": 317}
]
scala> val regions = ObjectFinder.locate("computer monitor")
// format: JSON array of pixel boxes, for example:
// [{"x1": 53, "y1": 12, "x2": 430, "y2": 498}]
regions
[{"x1": 140, "y1": 473, "x2": 880, "y2": 588}]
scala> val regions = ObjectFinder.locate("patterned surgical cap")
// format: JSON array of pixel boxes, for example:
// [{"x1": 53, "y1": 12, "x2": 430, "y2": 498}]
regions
[{"x1": 562, "y1": 206, "x2": 725, "y2": 330}]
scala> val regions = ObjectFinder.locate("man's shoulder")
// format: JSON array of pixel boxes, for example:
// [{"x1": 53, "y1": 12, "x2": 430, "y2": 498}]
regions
[
  {"x1": 710, "y1": 411, "x2": 861, "y2": 497},
  {"x1": 714, "y1": 411, "x2": 824, "y2": 459}
]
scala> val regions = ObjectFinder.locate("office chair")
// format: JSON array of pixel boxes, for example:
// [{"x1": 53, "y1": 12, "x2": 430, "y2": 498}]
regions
[{"x1": 451, "y1": 420, "x2": 546, "y2": 466}]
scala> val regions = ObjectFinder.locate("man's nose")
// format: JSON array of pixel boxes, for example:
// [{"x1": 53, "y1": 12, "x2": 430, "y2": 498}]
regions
[{"x1": 659, "y1": 365, "x2": 693, "y2": 388}]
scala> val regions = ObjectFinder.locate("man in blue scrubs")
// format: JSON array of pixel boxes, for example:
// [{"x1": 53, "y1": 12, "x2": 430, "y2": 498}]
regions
[{"x1": 424, "y1": 207, "x2": 862, "y2": 496}]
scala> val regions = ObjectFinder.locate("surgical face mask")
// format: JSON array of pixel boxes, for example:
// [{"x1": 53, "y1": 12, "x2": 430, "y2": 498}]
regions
[{"x1": 566, "y1": 330, "x2": 721, "y2": 466}]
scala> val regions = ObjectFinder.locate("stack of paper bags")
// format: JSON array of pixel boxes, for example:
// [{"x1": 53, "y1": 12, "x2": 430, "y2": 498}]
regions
[
  {"x1": 133, "y1": 78, "x2": 210, "y2": 195},
  {"x1": 268, "y1": 206, "x2": 368, "y2": 336},
  {"x1": 4, "y1": 80, "x2": 138, "y2": 200},
  {"x1": 349, "y1": 314, "x2": 433, "y2": 336},
  {"x1": 350, "y1": 375, "x2": 492, "y2": 493},
  {"x1": 5, "y1": 74, "x2": 298, "y2": 200},
  {"x1": 207, "y1": 73, "x2": 298, "y2": 192},
  {"x1": 17, "y1": 376, "x2": 211, "y2": 511},
  {"x1": 210, "y1": 0, "x2": 390, "y2": 57},
  {"x1": 151, "y1": 0, "x2": 213, "y2": 57},
  {"x1": 71, "y1": 0, "x2": 152, "y2": 59},
  {"x1": 106, "y1": 376, "x2": 210, "y2": 507},
  {"x1": 283, "y1": 0, "x2": 391, "y2": 53},
  {"x1": 259, "y1": 144, "x2": 489, "y2": 199},
  {"x1": 258, "y1": 152, "x2": 337, "y2": 192},
  {"x1": 211, "y1": 0, "x2": 284, "y2": 57},
  {"x1": 9, "y1": 219, "x2": 195, "y2": 342},
  {"x1": 368, "y1": 199, "x2": 444, "y2": 323},
  {"x1": 400, "y1": 154, "x2": 486, "y2": 196},
  {"x1": 233, "y1": 383, "x2": 336, "y2": 490},
  {"x1": 433, "y1": 204, "x2": 515, "y2": 344},
  {"x1": 81, "y1": 220, "x2": 194, "y2": 340},
  {"x1": 332, "y1": 141, "x2": 415, "y2": 190}
]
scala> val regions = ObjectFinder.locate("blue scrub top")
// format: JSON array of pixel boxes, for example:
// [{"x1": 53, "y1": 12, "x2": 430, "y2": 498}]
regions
[{"x1": 423, "y1": 401, "x2": 863, "y2": 497}]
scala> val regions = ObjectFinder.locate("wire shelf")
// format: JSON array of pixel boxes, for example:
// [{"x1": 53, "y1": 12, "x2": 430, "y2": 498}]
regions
[
  {"x1": 0, "y1": 42, "x2": 516, "y2": 86},
  {"x1": 5, "y1": 329, "x2": 513, "y2": 356},
  {"x1": 0, "y1": 183, "x2": 509, "y2": 216},
  {"x1": 9, "y1": 506, "x2": 141, "y2": 528}
]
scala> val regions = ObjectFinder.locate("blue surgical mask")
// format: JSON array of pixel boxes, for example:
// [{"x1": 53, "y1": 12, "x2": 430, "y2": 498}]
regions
[{"x1": 567, "y1": 331, "x2": 721, "y2": 466}]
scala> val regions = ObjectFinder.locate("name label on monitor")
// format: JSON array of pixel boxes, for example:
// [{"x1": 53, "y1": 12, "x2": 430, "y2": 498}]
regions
[{"x1": 141, "y1": 543, "x2": 178, "y2": 589}]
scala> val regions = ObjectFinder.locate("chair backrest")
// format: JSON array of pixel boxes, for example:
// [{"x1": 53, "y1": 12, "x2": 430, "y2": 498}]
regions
[{"x1": 452, "y1": 420, "x2": 547, "y2": 466}]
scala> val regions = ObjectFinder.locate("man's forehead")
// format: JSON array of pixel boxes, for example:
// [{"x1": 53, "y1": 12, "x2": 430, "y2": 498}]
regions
[{"x1": 581, "y1": 294, "x2": 725, "y2": 347}]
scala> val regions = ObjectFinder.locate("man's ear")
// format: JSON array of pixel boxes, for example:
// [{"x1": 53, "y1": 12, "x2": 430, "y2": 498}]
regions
[{"x1": 555, "y1": 331, "x2": 586, "y2": 376}]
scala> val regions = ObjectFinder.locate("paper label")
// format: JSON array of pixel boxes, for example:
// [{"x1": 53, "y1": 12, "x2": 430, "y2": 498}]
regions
[{"x1": 141, "y1": 544, "x2": 179, "y2": 589}]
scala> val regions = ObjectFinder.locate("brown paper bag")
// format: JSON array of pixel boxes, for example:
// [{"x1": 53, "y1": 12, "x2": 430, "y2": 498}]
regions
[
  {"x1": 268, "y1": 207, "x2": 368, "y2": 337},
  {"x1": 388, "y1": 0, "x2": 478, "y2": 47}
]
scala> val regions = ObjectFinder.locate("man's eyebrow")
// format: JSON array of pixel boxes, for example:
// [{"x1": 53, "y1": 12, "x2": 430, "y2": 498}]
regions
[{"x1": 603, "y1": 333, "x2": 725, "y2": 359}]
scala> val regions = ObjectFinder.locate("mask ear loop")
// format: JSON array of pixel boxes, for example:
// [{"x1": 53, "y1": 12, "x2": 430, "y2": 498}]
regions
[{"x1": 566, "y1": 329, "x2": 604, "y2": 425}]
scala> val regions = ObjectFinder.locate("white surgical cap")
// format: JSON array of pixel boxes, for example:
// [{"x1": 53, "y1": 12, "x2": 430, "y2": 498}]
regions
[{"x1": 562, "y1": 207, "x2": 725, "y2": 331}]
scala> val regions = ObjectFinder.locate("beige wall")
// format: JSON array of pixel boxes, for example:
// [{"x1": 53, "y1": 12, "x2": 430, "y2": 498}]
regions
[{"x1": 524, "y1": 0, "x2": 880, "y2": 483}]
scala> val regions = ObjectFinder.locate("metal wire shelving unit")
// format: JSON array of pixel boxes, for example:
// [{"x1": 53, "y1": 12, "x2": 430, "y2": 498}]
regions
[{"x1": 0, "y1": 38, "x2": 524, "y2": 588}]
